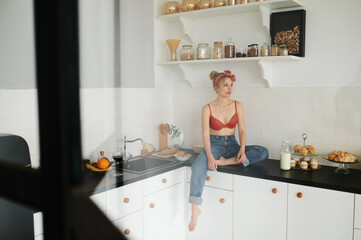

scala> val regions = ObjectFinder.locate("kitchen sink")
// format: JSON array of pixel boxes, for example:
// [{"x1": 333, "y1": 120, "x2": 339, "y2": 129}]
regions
[{"x1": 118, "y1": 156, "x2": 177, "y2": 174}]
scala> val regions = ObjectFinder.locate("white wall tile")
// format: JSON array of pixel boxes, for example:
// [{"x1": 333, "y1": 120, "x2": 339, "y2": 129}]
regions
[
  {"x1": 335, "y1": 123, "x2": 361, "y2": 136},
  {"x1": 336, "y1": 99, "x2": 361, "y2": 112}
]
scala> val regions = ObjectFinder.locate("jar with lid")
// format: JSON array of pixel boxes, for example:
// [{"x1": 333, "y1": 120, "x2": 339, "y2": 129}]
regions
[
  {"x1": 197, "y1": 43, "x2": 211, "y2": 60},
  {"x1": 271, "y1": 44, "x2": 279, "y2": 56},
  {"x1": 261, "y1": 43, "x2": 269, "y2": 57},
  {"x1": 213, "y1": 42, "x2": 223, "y2": 59},
  {"x1": 180, "y1": 45, "x2": 195, "y2": 60},
  {"x1": 279, "y1": 43, "x2": 288, "y2": 56},
  {"x1": 247, "y1": 45, "x2": 252, "y2": 57},
  {"x1": 280, "y1": 140, "x2": 291, "y2": 170},
  {"x1": 224, "y1": 38, "x2": 235, "y2": 58},
  {"x1": 250, "y1": 44, "x2": 258, "y2": 57}
]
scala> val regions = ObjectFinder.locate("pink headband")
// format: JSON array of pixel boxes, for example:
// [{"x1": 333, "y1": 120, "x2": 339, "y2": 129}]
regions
[{"x1": 213, "y1": 70, "x2": 236, "y2": 88}]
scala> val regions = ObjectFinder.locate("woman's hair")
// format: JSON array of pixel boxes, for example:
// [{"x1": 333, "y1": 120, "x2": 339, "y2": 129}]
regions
[{"x1": 209, "y1": 71, "x2": 231, "y2": 88}]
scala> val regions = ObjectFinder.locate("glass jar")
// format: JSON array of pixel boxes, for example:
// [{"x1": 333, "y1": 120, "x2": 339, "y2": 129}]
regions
[
  {"x1": 224, "y1": 38, "x2": 235, "y2": 58},
  {"x1": 261, "y1": 43, "x2": 269, "y2": 56},
  {"x1": 228, "y1": 0, "x2": 238, "y2": 5},
  {"x1": 180, "y1": 45, "x2": 195, "y2": 60},
  {"x1": 247, "y1": 45, "x2": 252, "y2": 57},
  {"x1": 197, "y1": 43, "x2": 211, "y2": 60},
  {"x1": 240, "y1": 0, "x2": 250, "y2": 3},
  {"x1": 271, "y1": 44, "x2": 279, "y2": 56},
  {"x1": 279, "y1": 43, "x2": 288, "y2": 56},
  {"x1": 250, "y1": 44, "x2": 258, "y2": 57},
  {"x1": 213, "y1": 42, "x2": 223, "y2": 59},
  {"x1": 280, "y1": 140, "x2": 291, "y2": 170},
  {"x1": 236, "y1": 48, "x2": 246, "y2": 58}
]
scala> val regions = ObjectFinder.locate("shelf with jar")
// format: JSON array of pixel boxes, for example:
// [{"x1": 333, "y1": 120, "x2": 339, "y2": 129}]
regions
[
  {"x1": 157, "y1": 55, "x2": 301, "y2": 65},
  {"x1": 158, "y1": 0, "x2": 303, "y2": 32}
]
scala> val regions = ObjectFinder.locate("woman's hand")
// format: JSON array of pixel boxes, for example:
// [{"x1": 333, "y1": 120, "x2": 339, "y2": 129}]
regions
[
  {"x1": 237, "y1": 151, "x2": 247, "y2": 163},
  {"x1": 207, "y1": 157, "x2": 217, "y2": 172}
]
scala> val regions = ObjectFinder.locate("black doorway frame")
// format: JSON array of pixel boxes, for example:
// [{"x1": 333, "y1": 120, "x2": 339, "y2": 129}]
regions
[{"x1": 0, "y1": 0, "x2": 126, "y2": 239}]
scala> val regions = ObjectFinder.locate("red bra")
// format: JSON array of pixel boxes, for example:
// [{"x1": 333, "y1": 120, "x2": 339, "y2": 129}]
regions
[{"x1": 208, "y1": 102, "x2": 238, "y2": 131}]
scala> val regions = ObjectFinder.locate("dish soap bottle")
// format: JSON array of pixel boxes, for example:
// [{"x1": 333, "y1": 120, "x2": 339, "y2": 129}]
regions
[{"x1": 280, "y1": 140, "x2": 291, "y2": 170}]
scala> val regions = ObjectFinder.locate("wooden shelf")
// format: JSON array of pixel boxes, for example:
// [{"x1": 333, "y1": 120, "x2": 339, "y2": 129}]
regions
[
  {"x1": 157, "y1": 55, "x2": 302, "y2": 65},
  {"x1": 157, "y1": 56, "x2": 302, "y2": 87},
  {"x1": 156, "y1": 0, "x2": 303, "y2": 22}
]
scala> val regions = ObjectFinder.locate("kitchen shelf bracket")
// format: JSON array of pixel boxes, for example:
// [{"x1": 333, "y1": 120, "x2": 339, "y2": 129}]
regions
[
  {"x1": 258, "y1": 60, "x2": 272, "y2": 87},
  {"x1": 259, "y1": 5, "x2": 272, "y2": 33},
  {"x1": 179, "y1": 16, "x2": 194, "y2": 42},
  {"x1": 179, "y1": 63, "x2": 196, "y2": 87}
]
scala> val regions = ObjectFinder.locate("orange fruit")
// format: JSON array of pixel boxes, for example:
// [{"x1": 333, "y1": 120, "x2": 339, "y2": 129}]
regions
[{"x1": 97, "y1": 157, "x2": 110, "y2": 169}]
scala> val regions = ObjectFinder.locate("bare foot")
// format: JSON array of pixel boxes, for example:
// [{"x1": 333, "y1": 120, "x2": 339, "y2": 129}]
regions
[
  {"x1": 219, "y1": 157, "x2": 242, "y2": 166},
  {"x1": 188, "y1": 204, "x2": 201, "y2": 232},
  {"x1": 217, "y1": 156, "x2": 226, "y2": 166}
]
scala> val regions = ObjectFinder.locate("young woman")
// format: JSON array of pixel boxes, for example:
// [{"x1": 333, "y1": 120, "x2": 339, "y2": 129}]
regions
[{"x1": 188, "y1": 70, "x2": 269, "y2": 232}]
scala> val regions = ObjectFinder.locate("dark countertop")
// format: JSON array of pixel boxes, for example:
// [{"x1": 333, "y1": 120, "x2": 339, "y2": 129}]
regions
[{"x1": 82, "y1": 149, "x2": 361, "y2": 196}]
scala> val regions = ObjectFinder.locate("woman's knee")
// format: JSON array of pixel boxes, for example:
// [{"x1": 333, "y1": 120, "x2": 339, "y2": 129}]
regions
[
  {"x1": 191, "y1": 149, "x2": 208, "y2": 171},
  {"x1": 246, "y1": 145, "x2": 269, "y2": 162}
]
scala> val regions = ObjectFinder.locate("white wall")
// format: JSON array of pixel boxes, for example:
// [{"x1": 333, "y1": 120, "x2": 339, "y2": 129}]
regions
[
  {"x1": 0, "y1": 0, "x2": 35, "y2": 89},
  {"x1": 272, "y1": 0, "x2": 361, "y2": 87}
]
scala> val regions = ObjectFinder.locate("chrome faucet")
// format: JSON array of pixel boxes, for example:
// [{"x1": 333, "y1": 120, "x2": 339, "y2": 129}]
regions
[{"x1": 123, "y1": 135, "x2": 144, "y2": 161}]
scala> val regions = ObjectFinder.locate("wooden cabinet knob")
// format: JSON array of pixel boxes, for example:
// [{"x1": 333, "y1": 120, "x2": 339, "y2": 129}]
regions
[
  {"x1": 206, "y1": 176, "x2": 211, "y2": 181},
  {"x1": 297, "y1": 192, "x2": 303, "y2": 198},
  {"x1": 150, "y1": 203, "x2": 155, "y2": 208},
  {"x1": 162, "y1": 178, "x2": 167, "y2": 183},
  {"x1": 124, "y1": 197, "x2": 129, "y2": 203},
  {"x1": 220, "y1": 198, "x2": 225, "y2": 204},
  {"x1": 272, "y1": 188, "x2": 278, "y2": 194},
  {"x1": 124, "y1": 229, "x2": 130, "y2": 235}
]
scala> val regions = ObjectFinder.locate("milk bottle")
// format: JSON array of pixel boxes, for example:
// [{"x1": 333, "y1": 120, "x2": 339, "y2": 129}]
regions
[{"x1": 280, "y1": 140, "x2": 291, "y2": 170}]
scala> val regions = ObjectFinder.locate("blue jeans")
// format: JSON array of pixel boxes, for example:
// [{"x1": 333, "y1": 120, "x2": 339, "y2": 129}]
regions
[{"x1": 189, "y1": 135, "x2": 269, "y2": 205}]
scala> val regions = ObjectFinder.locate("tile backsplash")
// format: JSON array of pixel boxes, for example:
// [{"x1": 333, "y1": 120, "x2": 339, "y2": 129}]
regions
[
  {"x1": 173, "y1": 87, "x2": 361, "y2": 169},
  {"x1": 0, "y1": 87, "x2": 360, "y2": 169}
]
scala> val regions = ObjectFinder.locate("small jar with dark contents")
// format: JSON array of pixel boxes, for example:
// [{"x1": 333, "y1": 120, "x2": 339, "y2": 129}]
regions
[
  {"x1": 250, "y1": 44, "x2": 258, "y2": 57},
  {"x1": 225, "y1": 38, "x2": 235, "y2": 58}
]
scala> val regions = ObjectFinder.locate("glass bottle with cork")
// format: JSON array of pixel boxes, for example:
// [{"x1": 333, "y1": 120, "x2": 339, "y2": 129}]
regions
[{"x1": 280, "y1": 140, "x2": 291, "y2": 170}]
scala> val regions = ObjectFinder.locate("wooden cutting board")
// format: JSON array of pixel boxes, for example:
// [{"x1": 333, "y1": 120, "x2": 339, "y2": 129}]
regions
[{"x1": 151, "y1": 148, "x2": 181, "y2": 158}]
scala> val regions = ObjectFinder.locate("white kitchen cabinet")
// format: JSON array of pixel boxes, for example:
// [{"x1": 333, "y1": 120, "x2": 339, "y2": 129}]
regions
[
  {"x1": 288, "y1": 184, "x2": 354, "y2": 240},
  {"x1": 143, "y1": 167, "x2": 185, "y2": 196},
  {"x1": 187, "y1": 185, "x2": 233, "y2": 240},
  {"x1": 187, "y1": 167, "x2": 233, "y2": 190},
  {"x1": 90, "y1": 191, "x2": 107, "y2": 215},
  {"x1": 143, "y1": 182, "x2": 185, "y2": 240},
  {"x1": 114, "y1": 210, "x2": 143, "y2": 240},
  {"x1": 107, "y1": 181, "x2": 143, "y2": 222},
  {"x1": 233, "y1": 175, "x2": 287, "y2": 240},
  {"x1": 355, "y1": 229, "x2": 361, "y2": 240},
  {"x1": 355, "y1": 194, "x2": 361, "y2": 229}
]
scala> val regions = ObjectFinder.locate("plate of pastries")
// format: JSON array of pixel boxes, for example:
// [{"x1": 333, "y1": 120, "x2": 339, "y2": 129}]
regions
[
  {"x1": 324, "y1": 151, "x2": 359, "y2": 163},
  {"x1": 293, "y1": 144, "x2": 317, "y2": 156}
]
